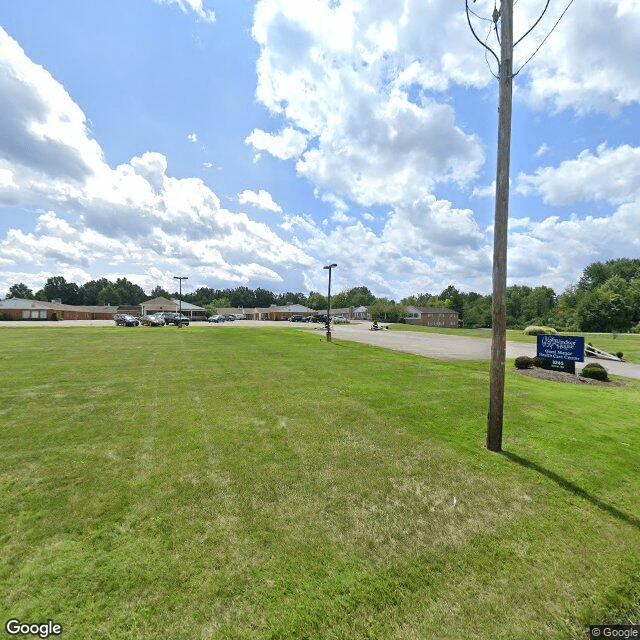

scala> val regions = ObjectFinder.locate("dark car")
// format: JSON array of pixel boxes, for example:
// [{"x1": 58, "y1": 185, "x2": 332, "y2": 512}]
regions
[
  {"x1": 311, "y1": 314, "x2": 328, "y2": 323},
  {"x1": 159, "y1": 312, "x2": 190, "y2": 326},
  {"x1": 114, "y1": 314, "x2": 140, "y2": 327},
  {"x1": 289, "y1": 315, "x2": 306, "y2": 322}
]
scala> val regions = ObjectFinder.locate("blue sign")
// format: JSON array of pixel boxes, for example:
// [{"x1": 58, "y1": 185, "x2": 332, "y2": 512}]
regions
[{"x1": 537, "y1": 335, "x2": 584, "y2": 362}]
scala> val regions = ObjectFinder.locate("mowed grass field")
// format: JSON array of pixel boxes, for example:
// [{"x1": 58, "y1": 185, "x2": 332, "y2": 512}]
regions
[{"x1": 1, "y1": 325, "x2": 639, "y2": 639}]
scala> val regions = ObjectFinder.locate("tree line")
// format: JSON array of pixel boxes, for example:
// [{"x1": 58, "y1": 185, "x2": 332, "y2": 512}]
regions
[{"x1": 5, "y1": 258, "x2": 640, "y2": 332}]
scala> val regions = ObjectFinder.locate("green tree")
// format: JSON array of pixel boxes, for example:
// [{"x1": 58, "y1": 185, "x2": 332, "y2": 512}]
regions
[
  {"x1": 578, "y1": 291, "x2": 633, "y2": 332},
  {"x1": 38, "y1": 276, "x2": 80, "y2": 305},
  {"x1": 521, "y1": 286, "x2": 556, "y2": 326},
  {"x1": 7, "y1": 283, "x2": 34, "y2": 299},
  {"x1": 149, "y1": 285, "x2": 171, "y2": 299},
  {"x1": 462, "y1": 294, "x2": 492, "y2": 328},
  {"x1": 306, "y1": 291, "x2": 328, "y2": 310},
  {"x1": 79, "y1": 278, "x2": 111, "y2": 305},
  {"x1": 439, "y1": 285, "x2": 465, "y2": 315}
]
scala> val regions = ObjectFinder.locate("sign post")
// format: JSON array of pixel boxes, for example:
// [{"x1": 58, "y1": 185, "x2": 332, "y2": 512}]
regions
[{"x1": 536, "y1": 335, "x2": 585, "y2": 374}]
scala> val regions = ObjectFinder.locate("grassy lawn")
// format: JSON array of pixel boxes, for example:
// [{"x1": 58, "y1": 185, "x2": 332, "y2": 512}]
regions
[
  {"x1": 1, "y1": 326, "x2": 639, "y2": 639},
  {"x1": 386, "y1": 322, "x2": 640, "y2": 362}
]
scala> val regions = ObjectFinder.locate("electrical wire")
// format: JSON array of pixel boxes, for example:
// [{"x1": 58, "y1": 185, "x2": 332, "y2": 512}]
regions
[
  {"x1": 513, "y1": 0, "x2": 576, "y2": 77},
  {"x1": 465, "y1": 0, "x2": 500, "y2": 71},
  {"x1": 514, "y1": 0, "x2": 550, "y2": 48}
]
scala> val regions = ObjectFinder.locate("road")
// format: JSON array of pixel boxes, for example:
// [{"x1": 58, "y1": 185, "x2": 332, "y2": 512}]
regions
[{"x1": 327, "y1": 322, "x2": 640, "y2": 380}]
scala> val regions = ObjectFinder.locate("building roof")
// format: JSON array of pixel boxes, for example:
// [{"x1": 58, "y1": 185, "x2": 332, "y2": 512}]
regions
[
  {"x1": 170, "y1": 299, "x2": 206, "y2": 312},
  {"x1": 140, "y1": 297, "x2": 177, "y2": 311},
  {"x1": 0, "y1": 297, "x2": 116, "y2": 314}
]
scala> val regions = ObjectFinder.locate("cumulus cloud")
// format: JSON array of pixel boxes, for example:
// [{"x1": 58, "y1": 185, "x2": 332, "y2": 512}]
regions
[
  {"x1": 513, "y1": 0, "x2": 640, "y2": 114},
  {"x1": 0, "y1": 26, "x2": 314, "y2": 296},
  {"x1": 517, "y1": 144, "x2": 640, "y2": 205},
  {"x1": 508, "y1": 203, "x2": 640, "y2": 291},
  {"x1": 282, "y1": 195, "x2": 491, "y2": 297},
  {"x1": 251, "y1": 0, "x2": 486, "y2": 208},
  {"x1": 187, "y1": 132, "x2": 198, "y2": 143},
  {"x1": 153, "y1": 0, "x2": 216, "y2": 23},
  {"x1": 0, "y1": 27, "x2": 103, "y2": 189},
  {"x1": 245, "y1": 127, "x2": 309, "y2": 160},
  {"x1": 238, "y1": 188, "x2": 283, "y2": 213}
]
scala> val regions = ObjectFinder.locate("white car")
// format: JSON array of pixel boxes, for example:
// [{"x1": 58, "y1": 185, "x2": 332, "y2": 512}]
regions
[{"x1": 207, "y1": 315, "x2": 225, "y2": 323}]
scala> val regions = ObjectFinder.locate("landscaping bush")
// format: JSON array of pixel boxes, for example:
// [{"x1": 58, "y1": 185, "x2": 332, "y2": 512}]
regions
[
  {"x1": 532, "y1": 356, "x2": 548, "y2": 368},
  {"x1": 523, "y1": 325, "x2": 558, "y2": 335},
  {"x1": 616, "y1": 351, "x2": 624, "y2": 359},
  {"x1": 515, "y1": 355, "x2": 534, "y2": 369},
  {"x1": 581, "y1": 363, "x2": 609, "y2": 382}
]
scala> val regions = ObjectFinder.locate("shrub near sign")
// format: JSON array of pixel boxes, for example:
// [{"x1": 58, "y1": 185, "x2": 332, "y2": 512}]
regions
[{"x1": 537, "y1": 335, "x2": 585, "y2": 373}]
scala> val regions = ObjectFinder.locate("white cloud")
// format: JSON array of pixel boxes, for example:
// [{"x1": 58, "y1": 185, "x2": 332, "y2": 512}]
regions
[
  {"x1": 535, "y1": 144, "x2": 550, "y2": 158},
  {"x1": 238, "y1": 188, "x2": 283, "y2": 213},
  {"x1": 187, "y1": 132, "x2": 198, "y2": 143},
  {"x1": 517, "y1": 144, "x2": 640, "y2": 205},
  {"x1": 0, "y1": 27, "x2": 315, "y2": 296},
  {"x1": 252, "y1": 0, "x2": 486, "y2": 208},
  {"x1": 153, "y1": 0, "x2": 216, "y2": 23},
  {"x1": 245, "y1": 127, "x2": 309, "y2": 160},
  {"x1": 513, "y1": 0, "x2": 640, "y2": 114},
  {"x1": 508, "y1": 203, "x2": 640, "y2": 291}
]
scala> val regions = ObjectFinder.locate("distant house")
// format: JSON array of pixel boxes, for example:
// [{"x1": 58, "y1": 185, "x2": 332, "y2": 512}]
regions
[
  {"x1": 352, "y1": 306, "x2": 370, "y2": 320},
  {"x1": 139, "y1": 297, "x2": 206, "y2": 320},
  {"x1": 0, "y1": 298, "x2": 117, "y2": 321},
  {"x1": 404, "y1": 305, "x2": 459, "y2": 328},
  {"x1": 231, "y1": 304, "x2": 315, "y2": 321},
  {"x1": 139, "y1": 297, "x2": 178, "y2": 315}
]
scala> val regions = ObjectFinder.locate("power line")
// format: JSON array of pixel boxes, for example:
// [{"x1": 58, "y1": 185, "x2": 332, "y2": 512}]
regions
[{"x1": 513, "y1": 0, "x2": 576, "y2": 76}]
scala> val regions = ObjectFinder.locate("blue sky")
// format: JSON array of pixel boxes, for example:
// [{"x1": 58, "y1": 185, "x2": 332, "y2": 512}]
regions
[{"x1": 1, "y1": 0, "x2": 639, "y2": 300}]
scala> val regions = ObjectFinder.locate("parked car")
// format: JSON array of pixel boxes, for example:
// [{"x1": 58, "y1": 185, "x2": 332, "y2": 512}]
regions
[
  {"x1": 222, "y1": 314, "x2": 236, "y2": 321},
  {"x1": 207, "y1": 315, "x2": 224, "y2": 323},
  {"x1": 311, "y1": 314, "x2": 328, "y2": 323},
  {"x1": 289, "y1": 315, "x2": 306, "y2": 322},
  {"x1": 159, "y1": 312, "x2": 190, "y2": 326},
  {"x1": 114, "y1": 314, "x2": 140, "y2": 326},
  {"x1": 333, "y1": 315, "x2": 348, "y2": 322},
  {"x1": 140, "y1": 314, "x2": 165, "y2": 326}
]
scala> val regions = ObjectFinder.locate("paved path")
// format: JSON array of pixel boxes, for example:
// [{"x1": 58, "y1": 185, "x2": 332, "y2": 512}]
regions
[{"x1": 327, "y1": 322, "x2": 640, "y2": 380}]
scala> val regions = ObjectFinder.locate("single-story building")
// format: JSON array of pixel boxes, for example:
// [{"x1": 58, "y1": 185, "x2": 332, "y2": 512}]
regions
[
  {"x1": 404, "y1": 305, "x2": 459, "y2": 328},
  {"x1": 352, "y1": 306, "x2": 370, "y2": 320},
  {"x1": 0, "y1": 298, "x2": 117, "y2": 321},
  {"x1": 239, "y1": 303, "x2": 316, "y2": 321},
  {"x1": 139, "y1": 297, "x2": 207, "y2": 320}
]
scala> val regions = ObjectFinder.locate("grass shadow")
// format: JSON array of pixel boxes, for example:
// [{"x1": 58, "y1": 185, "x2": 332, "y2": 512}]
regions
[{"x1": 501, "y1": 450, "x2": 640, "y2": 531}]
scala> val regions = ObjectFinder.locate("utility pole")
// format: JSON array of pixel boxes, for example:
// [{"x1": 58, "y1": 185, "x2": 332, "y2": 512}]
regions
[
  {"x1": 466, "y1": 0, "x2": 555, "y2": 451},
  {"x1": 487, "y1": 0, "x2": 513, "y2": 452}
]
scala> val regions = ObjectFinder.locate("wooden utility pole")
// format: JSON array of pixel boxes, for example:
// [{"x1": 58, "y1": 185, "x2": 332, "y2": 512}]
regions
[{"x1": 487, "y1": 0, "x2": 513, "y2": 452}]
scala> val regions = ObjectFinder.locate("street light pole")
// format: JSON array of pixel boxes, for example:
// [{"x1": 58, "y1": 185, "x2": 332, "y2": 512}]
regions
[
  {"x1": 323, "y1": 263, "x2": 337, "y2": 342},
  {"x1": 173, "y1": 276, "x2": 188, "y2": 327}
]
